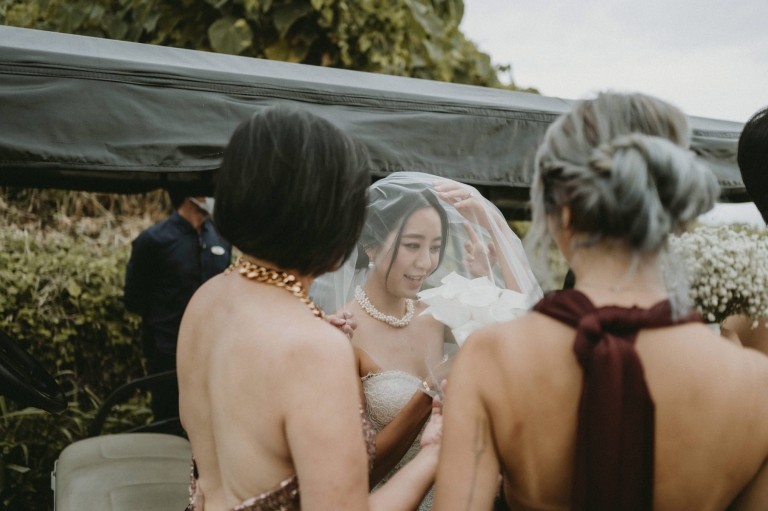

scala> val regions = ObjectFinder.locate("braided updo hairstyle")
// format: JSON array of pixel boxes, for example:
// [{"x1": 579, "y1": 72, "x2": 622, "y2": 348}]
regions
[{"x1": 529, "y1": 92, "x2": 719, "y2": 266}]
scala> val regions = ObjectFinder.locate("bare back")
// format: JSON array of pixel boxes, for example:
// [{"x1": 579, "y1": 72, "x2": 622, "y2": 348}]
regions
[
  {"x1": 435, "y1": 291, "x2": 768, "y2": 511},
  {"x1": 177, "y1": 272, "x2": 370, "y2": 511}
]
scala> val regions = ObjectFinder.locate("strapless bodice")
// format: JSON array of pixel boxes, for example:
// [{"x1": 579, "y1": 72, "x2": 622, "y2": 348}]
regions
[
  {"x1": 362, "y1": 370, "x2": 423, "y2": 433},
  {"x1": 362, "y1": 370, "x2": 433, "y2": 510}
]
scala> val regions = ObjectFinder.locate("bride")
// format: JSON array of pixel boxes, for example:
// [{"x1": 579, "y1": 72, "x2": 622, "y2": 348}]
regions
[{"x1": 313, "y1": 172, "x2": 541, "y2": 510}]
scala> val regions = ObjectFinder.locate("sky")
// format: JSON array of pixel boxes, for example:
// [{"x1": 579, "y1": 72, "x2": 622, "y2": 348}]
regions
[{"x1": 460, "y1": 0, "x2": 768, "y2": 123}]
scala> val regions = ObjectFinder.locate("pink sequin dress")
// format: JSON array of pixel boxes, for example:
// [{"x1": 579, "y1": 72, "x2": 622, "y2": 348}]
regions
[{"x1": 186, "y1": 408, "x2": 376, "y2": 511}]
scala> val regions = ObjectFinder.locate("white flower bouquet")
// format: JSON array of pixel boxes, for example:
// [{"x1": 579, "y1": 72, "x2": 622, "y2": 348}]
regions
[
  {"x1": 668, "y1": 225, "x2": 768, "y2": 324},
  {"x1": 417, "y1": 272, "x2": 531, "y2": 346}
]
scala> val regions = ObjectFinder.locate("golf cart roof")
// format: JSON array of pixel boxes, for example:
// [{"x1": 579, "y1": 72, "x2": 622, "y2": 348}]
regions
[{"x1": 0, "y1": 25, "x2": 746, "y2": 207}]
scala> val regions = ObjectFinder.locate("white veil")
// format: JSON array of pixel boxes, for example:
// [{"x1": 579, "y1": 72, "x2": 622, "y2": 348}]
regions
[{"x1": 311, "y1": 172, "x2": 541, "y2": 391}]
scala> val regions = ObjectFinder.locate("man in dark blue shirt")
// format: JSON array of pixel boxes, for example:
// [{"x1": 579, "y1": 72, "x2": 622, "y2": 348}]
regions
[{"x1": 124, "y1": 193, "x2": 231, "y2": 420}]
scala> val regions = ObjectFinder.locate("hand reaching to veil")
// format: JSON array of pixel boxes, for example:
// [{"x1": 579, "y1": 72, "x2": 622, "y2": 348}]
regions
[
  {"x1": 434, "y1": 180, "x2": 503, "y2": 232},
  {"x1": 463, "y1": 222, "x2": 498, "y2": 278},
  {"x1": 435, "y1": 180, "x2": 502, "y2": 278},
  {"x1": 434, "y1": 179, "x2": 530, "y2": 293}
]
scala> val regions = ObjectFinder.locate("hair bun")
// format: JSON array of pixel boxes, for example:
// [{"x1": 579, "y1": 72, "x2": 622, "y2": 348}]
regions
[{"x1": 588, "y1": 133, "x2": 719, "y2": 251}]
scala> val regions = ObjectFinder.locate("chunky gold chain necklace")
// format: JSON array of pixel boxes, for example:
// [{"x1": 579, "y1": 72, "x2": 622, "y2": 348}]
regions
[{"x1": 225, "y1": 256, "x2": 323, "y2": 318}]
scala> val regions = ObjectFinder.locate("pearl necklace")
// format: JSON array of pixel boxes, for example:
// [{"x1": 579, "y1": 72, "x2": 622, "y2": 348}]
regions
[{"x1": 355, "y1": 286, "x2": 414, "y2": 328}]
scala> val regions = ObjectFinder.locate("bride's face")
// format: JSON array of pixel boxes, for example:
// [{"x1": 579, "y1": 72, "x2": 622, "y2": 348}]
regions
[{"x1": 371, "y1": 207, "x2": 443, "y2": 299}]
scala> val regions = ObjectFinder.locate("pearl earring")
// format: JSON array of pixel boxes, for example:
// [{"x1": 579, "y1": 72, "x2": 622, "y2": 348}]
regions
[{"x1": 368, "y1": 261, "x2": 374, "y2": 269}]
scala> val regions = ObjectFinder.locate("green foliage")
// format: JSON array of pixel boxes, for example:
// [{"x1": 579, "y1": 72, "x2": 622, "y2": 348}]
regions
[
  {"x1": 0, "y1": 0, "x2": 536, "y2": 91},
  {"x1": 0, "y1": 190, "x2": 162, "y2": 511}
]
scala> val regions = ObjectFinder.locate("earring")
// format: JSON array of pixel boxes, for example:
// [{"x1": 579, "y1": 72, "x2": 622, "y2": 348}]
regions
[{"x1": 368, "y1": 261, "x2": 374, "y2": 269}]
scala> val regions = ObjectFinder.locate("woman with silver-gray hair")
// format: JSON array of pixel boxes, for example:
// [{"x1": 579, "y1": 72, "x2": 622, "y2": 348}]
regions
[{"x1": 432, "y1": 92, "x2": 768, "y2": 511}]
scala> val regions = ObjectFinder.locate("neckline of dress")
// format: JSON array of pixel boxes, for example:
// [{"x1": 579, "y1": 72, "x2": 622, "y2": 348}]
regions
[
  {"x1": 361, "y1": 370, "x2": 422, "y2": 382},
  {"x1": 566, "y1": 288, "x2": 670, "y2": 312}
]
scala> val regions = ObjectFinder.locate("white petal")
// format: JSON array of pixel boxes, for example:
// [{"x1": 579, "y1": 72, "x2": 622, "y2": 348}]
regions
[
  {"x1": 429, "y1": 300, "x2": 472, "y2": 329},
  {"x1": 459, "y1": 287, "x2": 500, "y2": 308},
  {"x1": 440, "y1": 272, "x2": 470, "y2": 287},
  {"x1": 499, "y1": 289, "x2": 531, "y2": 309},
  {"x1": 419, "y1": 289, "x2": 449, "y2": 307},
  {"x1": 442, "y1": 281, "x2": 468, "y2": 300},
  {"x1": 416, "y1": 286, "x2": 443, "y2": 301},
  {"x1": 452, "y1": 329, "x2": 471, "y2": 347},
  {"x1": 470, "y1": 304, "x2": 497, "y2": 325},
  {"x1": 468, "y1": 276, "x2": 494, "y2": 289},
  {"x1": 490, "y1": 302, "x2": 525, "y2": 322},
  {"x1": 452, "y1": 320, "x2": 484, "y2": 347}
]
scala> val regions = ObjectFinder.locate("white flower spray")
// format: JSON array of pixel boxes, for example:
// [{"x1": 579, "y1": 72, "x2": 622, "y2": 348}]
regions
[
  {"x1": 418, "y1": 272, "x2": 531, "y2": 346},
  {"x1": 668, "y1": 225, "x2": 768, "y2": 325}
]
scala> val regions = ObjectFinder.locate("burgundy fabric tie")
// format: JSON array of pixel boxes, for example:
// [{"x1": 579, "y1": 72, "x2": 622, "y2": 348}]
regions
[{"x1": 533, "y1": 290, "x2": 700, "y2": 511}]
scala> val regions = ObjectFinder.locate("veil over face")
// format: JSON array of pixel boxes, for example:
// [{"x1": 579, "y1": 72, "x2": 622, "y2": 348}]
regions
[{"x1": 312, "y1": 172, "x2": 542, "y2": 318}]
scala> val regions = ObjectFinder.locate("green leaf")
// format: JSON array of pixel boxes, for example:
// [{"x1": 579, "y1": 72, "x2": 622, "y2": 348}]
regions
[
  {"x1": 402, "y1": 0, "x2": 443, "y2": 38},
  {"x1": 264, "y1": 35, "x2": 314, "y2": 63},
  {"x1": 46, "y1": 0, "x2": 89, "y2": 33},
  {"x1": 358, "y1": 34, "x2": 372, "y2": 52},
  {"x1": 102, "y1": 14, "x2": 129, "y2": 40},
  {"x1": 6, "y1": 3, "x2": 40, "y2": 28},
  {"x1": 243, "y1": 0, "x2": 260, "y2": 21},
  {"x1": 5, "y1": 463, "x2": 30, "y2": 474},
  {"x1": 423, "y1": 39, "x2": 444, "y2": 63},
  {"x1": 143, "y1": 10, "x2": 161, "y2": 33},
  {"x1": 449, "y1": 0, "x2": 464, "y2": 24},
  {"x1": 208, "y1": 17, "x2": 253, "y2": 55},
  {"x1": 204, "y1": 0, "x2": 229, "y2": 8},
  {"x1": 66, "y1": 281, "x2": 81, "y2": 298},
  {"x1": 273, "y1": 1, "x2": 313, "y2": 38}
]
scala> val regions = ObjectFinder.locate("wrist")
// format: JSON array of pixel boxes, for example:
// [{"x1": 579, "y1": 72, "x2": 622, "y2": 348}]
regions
[{"x1": 417, "y1": 443, "x2": 440, "y2": 468}]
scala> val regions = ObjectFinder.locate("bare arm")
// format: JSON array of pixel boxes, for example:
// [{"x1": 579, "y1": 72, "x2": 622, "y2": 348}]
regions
[
  {"x1": 432, "y1": 331, "x2": 502, "y2": 511},
  {"x1": 728, "y1": 458, "x2": 768, "y2": 511},
  {"x1": 354, "y1": 347, "x2": 434, "y2": 486},
  {"x1": 370, "y1": 390, "x2": 433, "y2": 486},
  {"x1": 284, "y1": 331, "x2": 371, "y2": 511},
  {"x1": 723, "y1": 314, "x2": 768, "y2": 354},
  {"x1": 371, "y1": 444, "x2": 439, "y2": 511},
  {"x1": 370, "y1": 397, "x2": 443, "y2": 511}
]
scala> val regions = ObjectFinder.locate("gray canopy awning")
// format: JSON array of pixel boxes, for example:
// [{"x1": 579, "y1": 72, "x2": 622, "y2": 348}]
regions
[{"x1": 0, "y1": 26, "x2": 746, "y2": 211}]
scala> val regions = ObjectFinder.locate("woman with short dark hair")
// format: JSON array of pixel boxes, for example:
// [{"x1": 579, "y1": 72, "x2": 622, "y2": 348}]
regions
[
  {"x1": 433, "y1": 93, "x2": 768, "y2": 511},
  {"x1": 178, "y1": 107, "x2": 441, "y2": 511}
]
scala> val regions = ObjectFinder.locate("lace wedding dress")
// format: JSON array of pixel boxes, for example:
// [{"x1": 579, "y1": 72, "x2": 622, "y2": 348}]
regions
[{"x1": 363, "y1": 371, "x2": 433, "y2": 511}]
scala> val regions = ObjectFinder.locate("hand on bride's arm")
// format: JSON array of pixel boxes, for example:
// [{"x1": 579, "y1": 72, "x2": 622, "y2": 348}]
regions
[
  {"x1": 420, "y1": 393, "x2": 444, "y2": 450},
  {"x1": 326, "y1": 311, "x2": 357, "y2": 339},
  {"x1": 369, "y1": 386, "x2": 445, "y2": 511}
]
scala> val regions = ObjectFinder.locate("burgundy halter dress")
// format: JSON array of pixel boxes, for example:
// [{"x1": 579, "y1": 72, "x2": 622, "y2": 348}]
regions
[{"x1": 496, "y1": 289, "x2": 700, "y2": 511}]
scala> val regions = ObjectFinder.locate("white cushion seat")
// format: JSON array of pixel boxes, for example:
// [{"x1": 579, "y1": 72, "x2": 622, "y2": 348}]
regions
[{"x1": 53, "y1": 433, "x2": 191, "y2": 511}]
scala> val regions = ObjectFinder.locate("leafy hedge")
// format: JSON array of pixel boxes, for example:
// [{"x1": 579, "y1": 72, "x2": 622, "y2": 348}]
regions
[
  {"x1": 0, "y1": 0, "x2": 536, "y2": 92},
  {"x1": 0, "y1": 221, "x2": 152, "y2": 510}
]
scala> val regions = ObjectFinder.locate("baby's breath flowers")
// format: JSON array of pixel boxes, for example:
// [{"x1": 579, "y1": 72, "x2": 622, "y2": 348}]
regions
[{"x1": 668, "y1": 225, "x2": 768, "y2": 325}]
